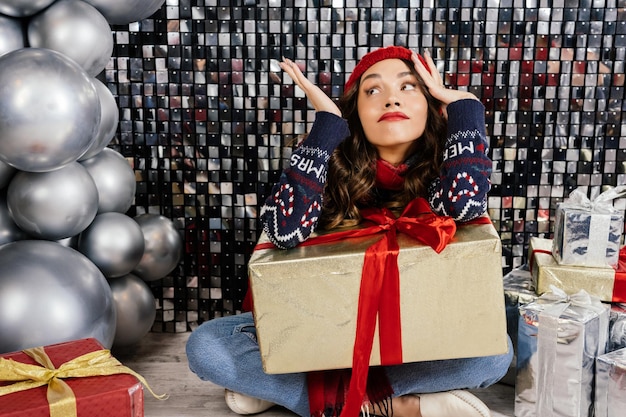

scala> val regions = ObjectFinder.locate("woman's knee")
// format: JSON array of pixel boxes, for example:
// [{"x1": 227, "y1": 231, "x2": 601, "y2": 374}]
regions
[
  {"x1": 479, "y1": 335, "x2": 514, "y2": 388},
  {"x1": 186, "y1": 323, "x2": 216, "y2": 378},
  {"x1": 185, "y1": 313, "x2": 256, "y2": 380},
  {"x1": 186, "y1": 318, "x2": 234, "y2": 378}
]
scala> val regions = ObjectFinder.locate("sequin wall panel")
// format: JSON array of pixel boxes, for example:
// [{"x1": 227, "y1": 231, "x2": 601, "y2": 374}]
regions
[{"x1": 105, "y1": 0, "x2": 626, "y2": 331}]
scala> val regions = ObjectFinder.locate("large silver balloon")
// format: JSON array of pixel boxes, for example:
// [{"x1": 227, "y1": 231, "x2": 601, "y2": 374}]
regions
[
  {"x1": 28, "y1": 0, "x2": 114, "y2": 77},
  {"x1": 0, "y1": 15, "x2": 24, "y2": 57},
  {"x1": 0, "y1": 160, "x2": 15, "y2": 189},
  {"x1": 79, "y1": 80, "x2": 119, "y2": 161},
  {"x1": 0, "y1": 240, "x2": 116, "y2": 353},
  {"x1": 80, "y1": 148, "x2": 136, "y2": 214},
  {"x1": 82, "y1": 0, "x2": 165, "y2": 25},
  {"x1": 0, "y1": 192, "x2": 29, "y2": 247},
  {"x1": 133, "y1": 214, "x2": 183, "y2": 281},
  {"x1": 109, "y1": 273, "x2": 156, "y2": 347},
  {"x1": 0, "y1": 48, "x2": 101, "y2": 172},
  {"x1": 78, "y1": 213, "x2": 145, "y2": 278},
  {"x1": 0, "y1": 0, "x2": 56, "y2": 17},
  {"x1": 7, "y1": 162, "x2": 99, "y2": 240}
]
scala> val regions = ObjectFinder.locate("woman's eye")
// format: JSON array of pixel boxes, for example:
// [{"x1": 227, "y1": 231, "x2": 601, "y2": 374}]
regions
[
  {"x1": 366, "y1": 87, "x2": 380, "y2": 95},
  {"x1": 402, "y1": 83, "x2": 416, "y2": 91}
]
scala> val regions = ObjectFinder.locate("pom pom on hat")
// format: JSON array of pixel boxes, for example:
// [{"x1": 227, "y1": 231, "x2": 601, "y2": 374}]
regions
[{"x1": 344, "y1": 46, "x2": 430, "y2": 91}]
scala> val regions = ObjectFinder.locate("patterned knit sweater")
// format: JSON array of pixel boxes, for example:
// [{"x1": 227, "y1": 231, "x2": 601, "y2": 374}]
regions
[{"x1": 260, "y1": 98, "x2": 492, "y2": 249}]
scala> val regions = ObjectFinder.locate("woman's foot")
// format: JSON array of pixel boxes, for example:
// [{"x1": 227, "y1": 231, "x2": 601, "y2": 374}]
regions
[
  {"x1": 418, "y1": 390, "x2": 490, "y2": 417},
  {"x1": 224, "y1": 389, "x2": 275, "y2": 415},
  {"x1": 368, "y1": 390, "x2": 490, "y2": 417}
]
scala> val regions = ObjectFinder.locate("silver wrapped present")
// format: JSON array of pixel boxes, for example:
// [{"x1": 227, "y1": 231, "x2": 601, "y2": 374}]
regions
[
  {"x1": 609, "y1": 303, "x2": 626, "y2": 352},
  {"x1": 552, "y1": 186, "x2": 625, "y2": 269},
  {"x1": 595, "y1": 348, "x2": 626, "y2": 417},
  {"x1": 501, "y1": 264, "x2": 538, "y2": 386},
  {"x1": 515, "y1": 286, "x2": 609, "y2": 417}
]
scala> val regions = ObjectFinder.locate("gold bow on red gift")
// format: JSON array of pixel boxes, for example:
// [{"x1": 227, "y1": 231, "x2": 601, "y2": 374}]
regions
[{"x1": 0, "y1": 346, "x2": 167, "y2": 417}]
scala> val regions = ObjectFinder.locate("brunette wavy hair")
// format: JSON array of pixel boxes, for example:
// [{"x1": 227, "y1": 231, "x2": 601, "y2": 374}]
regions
[{"x1": 318, "y1": 58, "x2": 447, "y2": 230}]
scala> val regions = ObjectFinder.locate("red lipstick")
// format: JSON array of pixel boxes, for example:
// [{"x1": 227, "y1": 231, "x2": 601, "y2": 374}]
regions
[{"x1": 378, "y1": 112, "x2": 409, "y2": 122}]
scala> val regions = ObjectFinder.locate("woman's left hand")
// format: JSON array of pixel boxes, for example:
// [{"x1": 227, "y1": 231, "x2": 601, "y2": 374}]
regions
[{"x1": 411, "y1": 51, "x2": 479, "y2": 118}]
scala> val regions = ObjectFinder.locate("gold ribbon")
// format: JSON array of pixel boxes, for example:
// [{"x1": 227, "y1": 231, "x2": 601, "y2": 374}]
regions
[{"x1": 0, "y1": 347, "x2": 168, "y2": 417}]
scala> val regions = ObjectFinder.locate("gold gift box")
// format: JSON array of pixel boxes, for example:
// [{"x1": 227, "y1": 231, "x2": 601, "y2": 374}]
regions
[
  {"x1": 529, "y1": 236, "x2": 617, "y2": 302},
  {"x1": 249, "y1": 221, "x2": 509, "y2": 374}
]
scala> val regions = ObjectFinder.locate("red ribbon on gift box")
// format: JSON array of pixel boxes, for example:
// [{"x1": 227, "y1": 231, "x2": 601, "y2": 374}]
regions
[
  {"x1": 253, "y1": 197, "x2": 492, "y2": 417},
  {"x1": 530, "y1": 246, "x2": 626, "y2": 303},
  {"x1": 337, "y1": 198, "x2": 457, "y2": 417},
  {"x1": 613, "y1": 247, "x2": 626, "y2": 302},
  {"x1": 528, "y1": 248, "x2": 552, "y2": 272}
]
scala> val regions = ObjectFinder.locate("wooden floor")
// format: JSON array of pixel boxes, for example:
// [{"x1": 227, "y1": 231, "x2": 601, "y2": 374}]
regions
[{"x1": 114, "y1": 332, "x2": 515, "y2": 417}]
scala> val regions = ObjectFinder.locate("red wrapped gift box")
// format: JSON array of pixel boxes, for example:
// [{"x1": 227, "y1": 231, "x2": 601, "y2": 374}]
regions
[{"x1": 0, "y1": 338, "x2": 144, "y2": 417}]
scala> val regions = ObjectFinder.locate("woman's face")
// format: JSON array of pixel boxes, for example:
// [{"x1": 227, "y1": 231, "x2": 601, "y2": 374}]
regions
[{"x1": 356, "y1": 58, "x2": 429, "y2": 165}]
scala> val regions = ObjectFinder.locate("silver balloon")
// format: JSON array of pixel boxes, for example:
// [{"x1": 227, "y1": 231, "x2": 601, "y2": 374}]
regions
[
  {"x1": 109, "y1": 273, "x2": 156, "y2": 347},
  {"x1": 0, "y1": 159, "x2": 16, "y2": 189},
  {"x1": 0, "y1": 0, "x2": 56, "y2": 17},
  {"x1": 82, "y1": 0, "x2": 165, "y2": 25},
  {"x1": 0, "y1": 14, "x2": 24, "y2": 57},
  {"x1": 28, "y1": 0, "x2": 114, "y2": 77},
  {"x1": 80, "y1": 148, "x2": 136, "y2": 214},
  {"x1": 7, "y1": 162, "x2": 99, "y2": 240},
  {"x1": 0, "y1": 240, "x2": 116, "y2": 353},
  {"x1": 78, "y1": 213, "x2": 145, "y2": 278},
  {"x1": 79, "y1": 80, "x2": 119, "y2": 161},
  {"x1": 133, "y1": 214, "x2": 183, "y2": 281},
  {"x1": 0, "y1": 48, "x2": 101, "y2": 172},
  {"x1": 0, "y1": 192, "x2": 29, "y2": 246}
]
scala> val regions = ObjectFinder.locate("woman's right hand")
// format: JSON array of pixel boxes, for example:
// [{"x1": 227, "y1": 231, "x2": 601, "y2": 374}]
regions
[{"x1": 279, "y1": 58, "x2": 342, "y2": 117}]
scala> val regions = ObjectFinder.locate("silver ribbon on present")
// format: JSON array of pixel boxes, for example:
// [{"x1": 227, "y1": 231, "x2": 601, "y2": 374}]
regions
[
  {"x1": 566, "y1": 186, "x2": 626, "y2": 213},
  {"x1": 561, "y1": 186, "x2": 626, "y2": 264},
  {"x1": 536, "y1": 285, "x2": 609, "y2": 417}
]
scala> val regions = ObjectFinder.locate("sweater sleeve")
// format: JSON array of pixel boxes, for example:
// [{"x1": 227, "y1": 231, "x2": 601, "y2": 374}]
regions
[
  {"x1": 428, "y1": 99, "x2": 492, "y2": 222},
  {"x1": 260, "y1": 111, "x2": 350, "y2": 249}
]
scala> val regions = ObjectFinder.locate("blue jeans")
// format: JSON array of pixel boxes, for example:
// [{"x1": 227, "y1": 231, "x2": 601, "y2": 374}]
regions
[{"x1": 186, "y1": 312, "x2": 513, "y2": 417}]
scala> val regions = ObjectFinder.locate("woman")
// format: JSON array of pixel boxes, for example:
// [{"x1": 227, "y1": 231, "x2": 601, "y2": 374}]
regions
[{"x1": 187, "y1": 46, "x2": 513, "y2": 417}]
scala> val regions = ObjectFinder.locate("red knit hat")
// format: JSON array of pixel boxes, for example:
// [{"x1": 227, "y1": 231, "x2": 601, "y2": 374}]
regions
[{"x1": 345, "y1": 46, "x2": 431, "y2": 91}]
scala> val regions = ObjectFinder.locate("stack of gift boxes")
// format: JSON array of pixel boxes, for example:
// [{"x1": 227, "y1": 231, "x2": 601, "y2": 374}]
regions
[{"x1": 503, "y1": 186, "x2": 626, "y2": 417}]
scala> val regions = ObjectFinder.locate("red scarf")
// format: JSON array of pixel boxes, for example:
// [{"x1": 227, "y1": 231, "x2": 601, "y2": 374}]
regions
[
  {"x1": 307, "y1": 368, "x2": 392, "y2": 417},
  {"x1": 375, "y1": 159, "x2": 408, "y2": 191}
]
